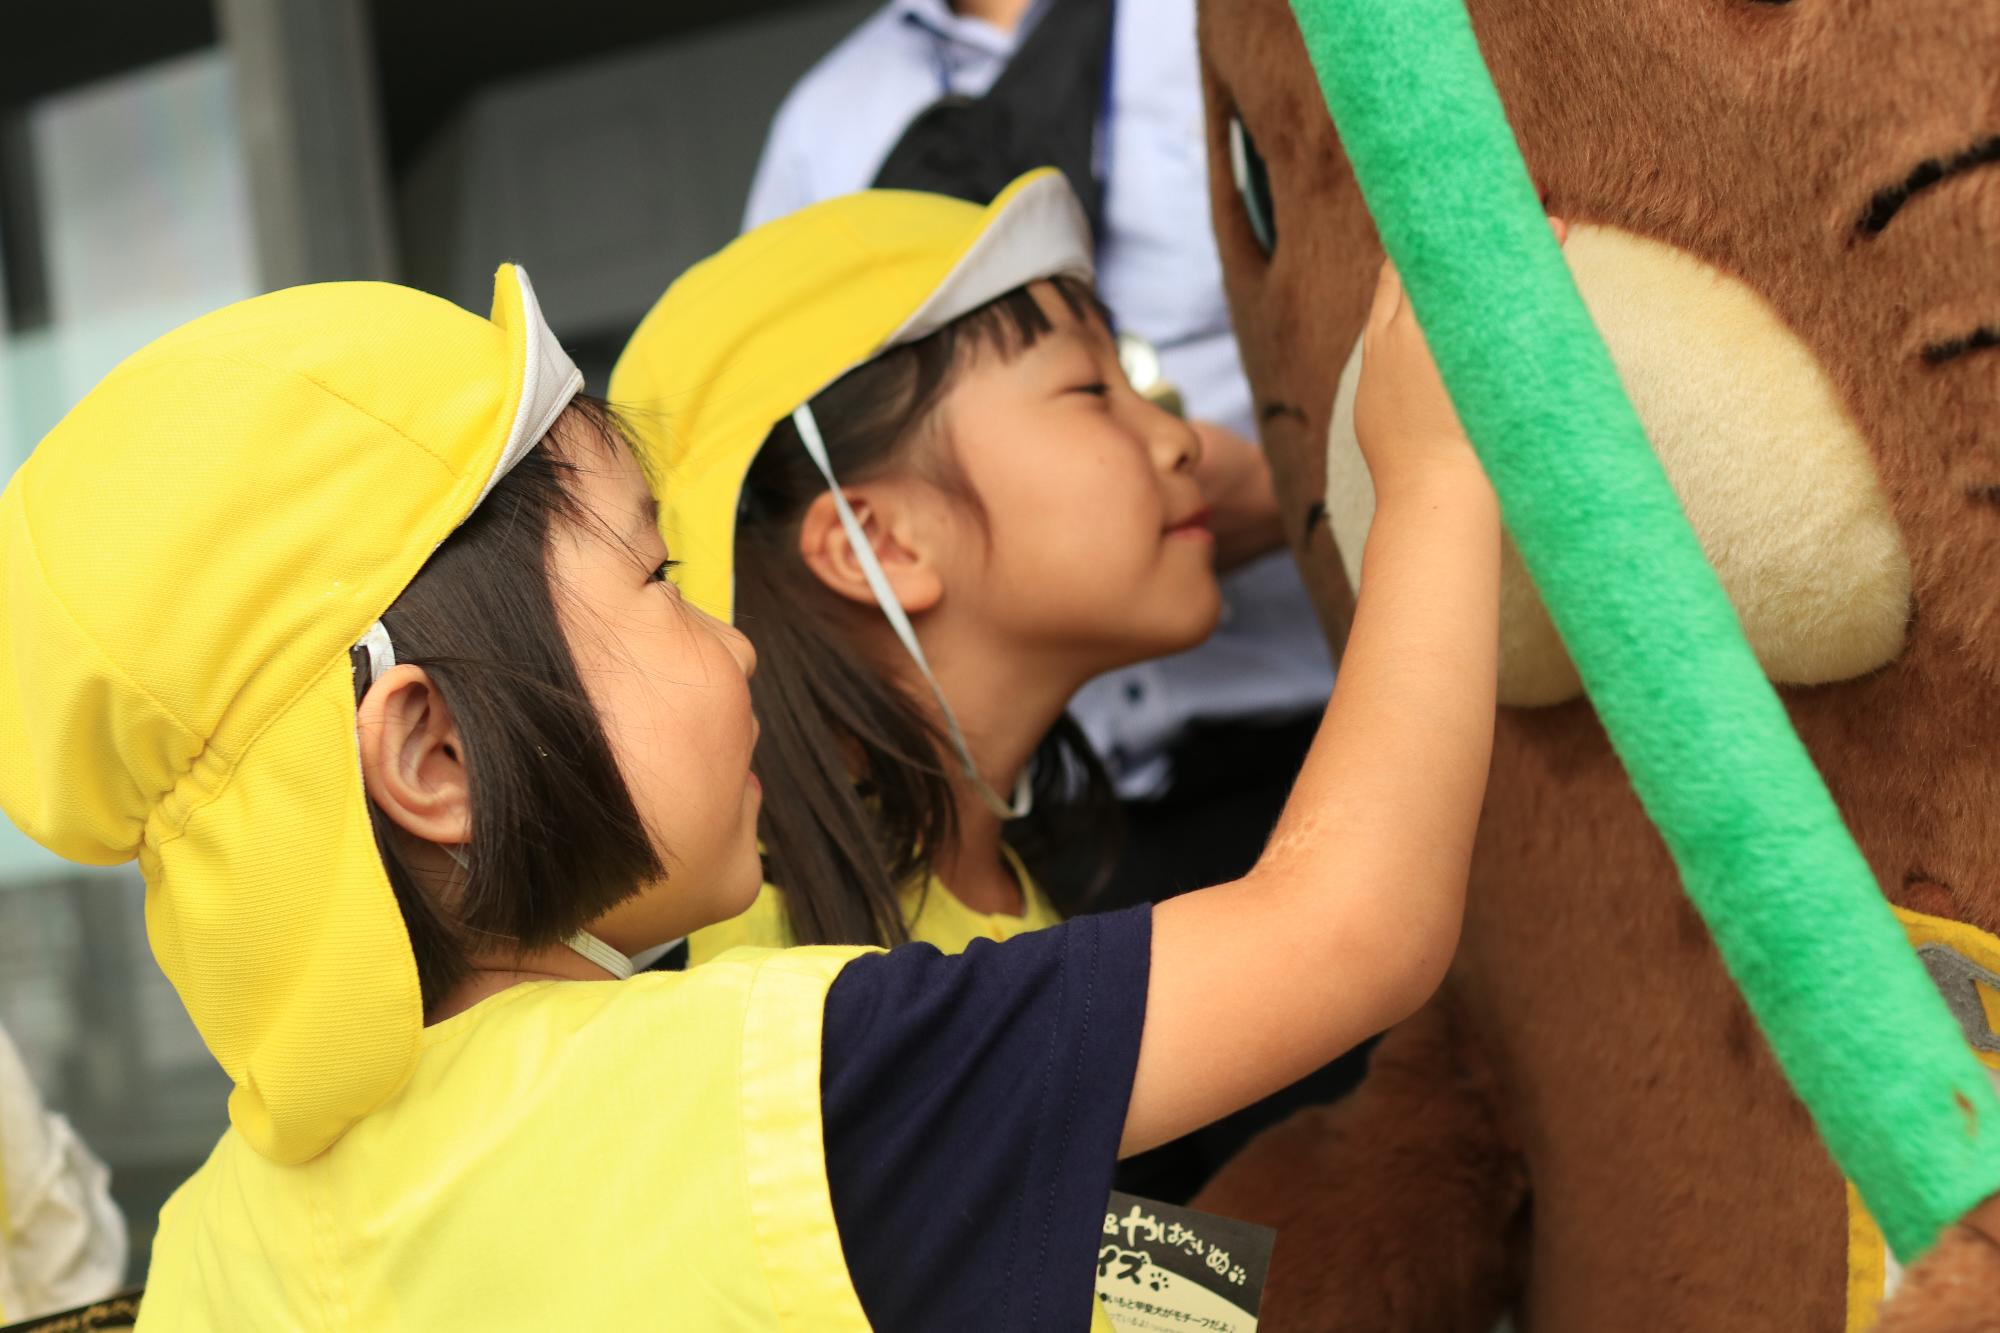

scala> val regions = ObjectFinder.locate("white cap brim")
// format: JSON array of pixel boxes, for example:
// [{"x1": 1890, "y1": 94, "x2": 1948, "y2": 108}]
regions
[
  {"x1": 883, "y1": 171, "x2": 1096, "y2": 351},
  {"x1": 476, "y1": 265, "x2": 585, "y2": 512}
]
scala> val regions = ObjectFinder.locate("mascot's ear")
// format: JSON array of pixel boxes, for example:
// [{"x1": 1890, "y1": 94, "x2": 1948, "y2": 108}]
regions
[{"x1": 1228, "y1": 116, "x2": 1279, "y2": 257}]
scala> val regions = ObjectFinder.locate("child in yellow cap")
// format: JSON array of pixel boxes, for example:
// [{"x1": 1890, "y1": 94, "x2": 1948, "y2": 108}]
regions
[
  {"x1": 3, "y1": 238, "x2": 1499, "y2": 1330},
  {"x1": 614, "y1": 171, "x2": 1223, "y2": 961}
]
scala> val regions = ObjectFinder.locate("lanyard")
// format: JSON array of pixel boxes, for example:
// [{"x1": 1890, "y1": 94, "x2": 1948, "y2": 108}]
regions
[{"x1": 791, "y1": 403, "x2": 1032, "y2": 821}]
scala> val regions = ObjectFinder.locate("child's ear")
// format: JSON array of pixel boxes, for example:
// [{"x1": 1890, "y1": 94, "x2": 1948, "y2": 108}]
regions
[
  {"x1": 797, "y1": 486, "x2": 945, "y2": 615},
  {"x1": 357, "y1": 664, "x2": 473, "y2": 850}
]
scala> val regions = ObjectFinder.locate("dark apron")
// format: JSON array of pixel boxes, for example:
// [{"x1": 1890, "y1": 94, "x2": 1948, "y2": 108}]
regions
[{"x1": 870, "y1": 0, "x2": 1116, "y2": 240}]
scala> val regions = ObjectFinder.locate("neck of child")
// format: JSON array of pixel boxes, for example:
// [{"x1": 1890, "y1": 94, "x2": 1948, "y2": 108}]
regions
[
  {"x1": 950, "y1": 0, "x2": 1034, "y2": 32},
  {"x1": 427, "y1": 940, "x2": 621, "y2": 1025},
  {"x1": 902, "y1": 631, "x2": 1085, "y2": 919},
  {"x1": 938, "y1": 785, "x2": 1025, "y2": 918}
]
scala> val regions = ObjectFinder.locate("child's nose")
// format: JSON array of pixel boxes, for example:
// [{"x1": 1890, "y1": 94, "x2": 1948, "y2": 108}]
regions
[
  {"x1": 1155, "y1": 414, "x2": 1202, "y2": 476},
  {"x1": 705, "y1": 609, "x2": 757, "y2": 680},
  {"x1": 1179, "y1": 420, "x2": 1206, "y2": 473},
  {"x1": 729, "y1": 626, "x2": 758, "y2": 681}
]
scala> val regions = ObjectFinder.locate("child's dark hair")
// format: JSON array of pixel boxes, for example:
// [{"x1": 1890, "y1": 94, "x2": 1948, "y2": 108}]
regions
[
  {"x1": 735, "y1": 275, "x2": 1122, "y2": 947},
  {"x1": 358, "y1": 396, "x2": 663, "y2": 1013}
]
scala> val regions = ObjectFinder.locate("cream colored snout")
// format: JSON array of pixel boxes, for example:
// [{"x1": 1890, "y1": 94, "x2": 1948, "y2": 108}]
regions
[{"x1": 1321, "y1": 225, "x2": 1912, "y2": 706}]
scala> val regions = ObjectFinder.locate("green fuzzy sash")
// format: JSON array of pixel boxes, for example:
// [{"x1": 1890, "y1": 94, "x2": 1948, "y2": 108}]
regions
[{"x1": 1284, "y1": 0, "x2": 2000, "y2": 1259}]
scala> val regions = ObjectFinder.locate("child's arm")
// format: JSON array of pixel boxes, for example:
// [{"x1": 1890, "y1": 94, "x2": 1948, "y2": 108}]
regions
[{"x1": 1122, "y1": 257, "x2": 1506, "y2": 1156}]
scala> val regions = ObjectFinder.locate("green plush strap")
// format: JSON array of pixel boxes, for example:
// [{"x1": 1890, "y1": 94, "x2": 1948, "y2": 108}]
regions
[{"x1": 1288, "y1": 0, "x2": 2000, "y2": 1259}]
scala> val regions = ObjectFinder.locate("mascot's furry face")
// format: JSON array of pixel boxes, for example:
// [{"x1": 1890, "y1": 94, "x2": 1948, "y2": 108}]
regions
[
  {"x1": 1202, "y1": 0, "x2": 2000, "y2": 687},
  {"x1": 1195, "y1": 1, "x2": 2000, "y2": 1328}
]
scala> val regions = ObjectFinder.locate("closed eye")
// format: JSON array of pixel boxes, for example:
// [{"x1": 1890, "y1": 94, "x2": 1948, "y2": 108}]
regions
[
  {"x1": 652, "y1": 559, "x2": 682, "y2": 584},
  {"x1": 1923, "y1": 326, "x2": 2000, "y2": 366},
  {"x1": 1857, "y1": 134, "x2": 2000, "y2": 236},
  {"x1": 1072, "y1": 382, "x2": 1111, "y2": 397}
]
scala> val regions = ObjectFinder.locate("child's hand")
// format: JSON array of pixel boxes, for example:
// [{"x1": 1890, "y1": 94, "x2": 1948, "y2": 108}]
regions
[
  {"x1": 1128, "y1": 230, "x2": 1545, "y2": 1158},
  {"x1": 1354, "y1": 219, "x2": 1567, "y2": 498},
  {"x1": 1353, "y1": 259, "x2": 1471, "y2": 495}
]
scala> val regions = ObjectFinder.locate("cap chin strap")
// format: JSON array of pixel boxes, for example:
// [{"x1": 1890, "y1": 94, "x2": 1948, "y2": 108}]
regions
[
  {"x1": 563, "y1": 929, "x2": 635, "y2": 981},
  {"x1": 356, "y1": 620, "x2": 397, "y2": 690},
  {"x1": 791, "y1": 404, "x2": 1032, "y2": 822},
  {"x1": 357, "y1": 618, "x2": 636, "y2": 982}
]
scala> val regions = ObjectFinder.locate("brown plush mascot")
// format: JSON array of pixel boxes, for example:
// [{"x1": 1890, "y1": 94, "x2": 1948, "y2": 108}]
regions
[{"x1": 1190, "y1": 0, "x2": 2000, "y2": 1328}]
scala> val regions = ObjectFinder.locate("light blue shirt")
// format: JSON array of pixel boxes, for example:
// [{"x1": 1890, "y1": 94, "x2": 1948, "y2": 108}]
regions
[{"x1": 745, "y1": 0, "x2": 1333, "y2": 796}]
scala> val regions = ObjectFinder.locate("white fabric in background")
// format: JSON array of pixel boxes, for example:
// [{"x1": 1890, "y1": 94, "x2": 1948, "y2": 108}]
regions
[{"x1": 0, "y1": 1022, "x2": 126, "y2": 1322}]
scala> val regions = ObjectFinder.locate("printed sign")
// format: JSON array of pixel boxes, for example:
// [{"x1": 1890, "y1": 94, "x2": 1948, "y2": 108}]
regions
[{"x1": 1096, "y1": 1191, "x2": 1275, "y2": 1333}]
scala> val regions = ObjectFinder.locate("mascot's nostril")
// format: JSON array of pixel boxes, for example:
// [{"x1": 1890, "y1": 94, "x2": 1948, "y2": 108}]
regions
[
  {"x1": 1924, "y1": 326, "x2": 2000, "y2": 365},
  {"x1": 1857, "y1": 135, "x2": 2000, "y2": 236}
]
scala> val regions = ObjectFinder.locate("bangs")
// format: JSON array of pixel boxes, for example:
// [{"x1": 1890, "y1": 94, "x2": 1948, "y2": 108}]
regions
[{"x1": 944, "y1": 273, "x2": 1113, "y2": 366}]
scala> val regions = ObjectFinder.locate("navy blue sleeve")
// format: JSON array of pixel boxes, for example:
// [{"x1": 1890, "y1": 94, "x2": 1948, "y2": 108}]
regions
[{"x1": 819, "y1": 905, "x2": 1153, "y2": 1333}]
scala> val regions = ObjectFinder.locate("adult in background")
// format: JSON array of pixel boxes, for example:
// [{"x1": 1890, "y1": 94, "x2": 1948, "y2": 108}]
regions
[{"x1": 743, "y1": 0, "x2": 1348, "y2": 1198}]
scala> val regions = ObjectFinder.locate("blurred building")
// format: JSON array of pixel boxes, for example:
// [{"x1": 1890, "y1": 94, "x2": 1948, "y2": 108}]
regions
[{"x1": 0, "y1": 0, "x2": 874, "y2": 1280}]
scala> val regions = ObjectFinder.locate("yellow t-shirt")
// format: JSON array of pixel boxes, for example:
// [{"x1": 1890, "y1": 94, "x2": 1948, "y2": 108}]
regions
[
  {"x1": 689, "y1": 845, "x2": 1064, "y2": 963},
  {"x1": 138, "y1": 949, "x2": 874, "y2": 1331}
]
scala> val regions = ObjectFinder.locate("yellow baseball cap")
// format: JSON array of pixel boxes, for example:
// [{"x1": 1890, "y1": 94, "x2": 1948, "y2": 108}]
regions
[
  {"x1": 610, "y1": 168, "x2": 1093, "y2": 622},
  {"x1": 0, "y1": 265, "x2": 582, "y2": 1163}
]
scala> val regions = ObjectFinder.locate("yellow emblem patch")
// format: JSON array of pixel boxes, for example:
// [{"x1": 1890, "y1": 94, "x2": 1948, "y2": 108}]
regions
[{"x1": 1846, "y1": 908, "x2": 2000, "y2": 1331}]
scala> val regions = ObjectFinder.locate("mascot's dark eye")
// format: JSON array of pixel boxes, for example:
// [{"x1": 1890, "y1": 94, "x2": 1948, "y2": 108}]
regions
[{"x1": 1229, "y1": 115, "x2": 1278, "y2": 256}]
